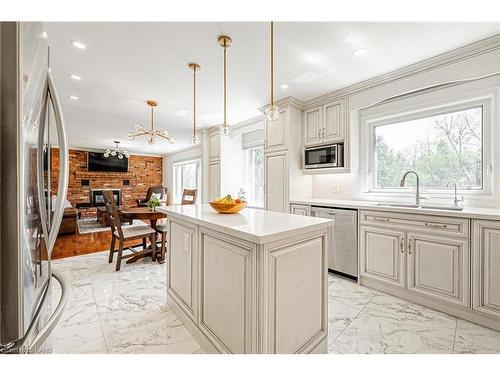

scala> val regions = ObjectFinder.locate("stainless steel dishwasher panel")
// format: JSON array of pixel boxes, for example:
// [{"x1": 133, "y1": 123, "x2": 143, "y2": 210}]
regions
[{"x1": 311, "y1": 207, "x2": 358, "y2": 277}]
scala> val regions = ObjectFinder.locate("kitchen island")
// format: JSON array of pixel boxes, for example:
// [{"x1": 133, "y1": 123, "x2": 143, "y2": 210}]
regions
[{"x1": 156, "y1": 204, "x2": 334, "y2": 354}]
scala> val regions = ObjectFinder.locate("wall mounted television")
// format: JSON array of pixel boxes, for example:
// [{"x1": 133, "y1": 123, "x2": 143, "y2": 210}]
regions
[{"x1": 87, "y1": 152, "x2": 128, "y2": 172}]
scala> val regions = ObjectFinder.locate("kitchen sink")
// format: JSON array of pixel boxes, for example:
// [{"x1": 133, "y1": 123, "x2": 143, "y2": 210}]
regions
[
  {"x1": 421, "y1": 205, "x2": 463, "y2": 211},
  {"x1": 376, "y1": 203, "x2": 463, "y2": 211},
  {"x1": 376, "y1": 203, "x2": 420, "y2": 208}
]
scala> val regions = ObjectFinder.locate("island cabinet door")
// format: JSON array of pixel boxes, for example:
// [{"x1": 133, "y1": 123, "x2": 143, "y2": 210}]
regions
[
  {"x1": 406, "y1": 233, "x2": 470, "y2": 307},
  {"x1": 199, "y1": 230, "x2": 257, "y2": 354},
  {"x1": 168, "y1": 220, "x2": 198, "y2": 322},
  {"x1": 473, "y1": 220, "x2": 500, "y2": 319},
  {"x1": 359, "y1": 226, "x2": 406, "y2": 288},
  {"x1": 265, "y1": 233, "x2": 328, "y2": 354}
]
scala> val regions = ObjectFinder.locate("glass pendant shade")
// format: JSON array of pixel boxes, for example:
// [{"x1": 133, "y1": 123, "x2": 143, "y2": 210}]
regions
[
  {"x1": 264, "y1": 104, "x2": 280, "y2": 123},
  {"x1": 127, "y1": 132, "x2": 135, "y2": 140},
  {"x1": 220, "y1": 124, "x2": 231, "y2": 137},
  {"x1": 191, "y1": 134, "x2": 200, "y2": 145},
  {"x1": 168, "y1": 137, "x2": 175, "y2": 144},
  {"x1": 148, "y1": 137, "x2": 155, "y2": 145}
]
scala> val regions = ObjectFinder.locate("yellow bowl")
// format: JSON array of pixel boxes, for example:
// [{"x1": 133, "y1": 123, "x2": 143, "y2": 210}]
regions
[{"x1": 209, "y1": 201, "x2": 247, "y2": 214}]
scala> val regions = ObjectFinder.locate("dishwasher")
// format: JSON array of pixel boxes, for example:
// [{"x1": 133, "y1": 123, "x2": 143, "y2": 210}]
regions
[{"x1": 310, "y1": 206, "x2": 358, "y2": 279}]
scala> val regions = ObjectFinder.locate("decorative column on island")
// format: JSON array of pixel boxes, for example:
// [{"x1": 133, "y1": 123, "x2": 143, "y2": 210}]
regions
[{"x1": 156, "y1": 204, "x2": 334, "y2": 354}]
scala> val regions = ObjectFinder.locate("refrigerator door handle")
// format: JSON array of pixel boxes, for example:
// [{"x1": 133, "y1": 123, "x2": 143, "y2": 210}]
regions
[
  {"x1": 45, "y1": 71, "x2": 69, "y2": 255},
  {"x1": 36, "y1": 70, "x2": 69, "y2": 256}
]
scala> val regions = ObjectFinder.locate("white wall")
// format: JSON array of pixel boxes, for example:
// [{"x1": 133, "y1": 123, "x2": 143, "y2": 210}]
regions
[
  {"x1": 163, "y1": 146, "x2": 202, "y2": 204},
  {"x1": 312, "y1": 46, "x2": 500, "y2": 208}
]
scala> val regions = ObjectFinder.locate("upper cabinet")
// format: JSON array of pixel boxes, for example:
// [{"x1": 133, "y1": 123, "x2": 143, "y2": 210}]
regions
[
  {"x1": 264, "y1": 108, "x2": 287, "y2": 152},
  {"x1": 304, "y1": 97, "x2": 346, "y2": 147},
  {"x1": 303, "y1": 107, "x2": 322, "y2": 146},
  {"x1": 208, "y1": 131, "x2": 220, "y2": 162}
]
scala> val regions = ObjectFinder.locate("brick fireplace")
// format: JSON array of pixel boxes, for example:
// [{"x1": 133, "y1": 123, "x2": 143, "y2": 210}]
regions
[{"x1": 49, "y1": 148, "x2": 163, "y2": 218}]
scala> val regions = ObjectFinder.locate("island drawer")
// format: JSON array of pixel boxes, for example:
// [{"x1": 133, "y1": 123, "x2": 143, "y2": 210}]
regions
[{"x1": 360, "y1": 210, "x2": 469, "y2": 238}]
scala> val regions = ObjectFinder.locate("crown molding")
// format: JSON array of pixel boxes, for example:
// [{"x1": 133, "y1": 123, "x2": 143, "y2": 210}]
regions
[
  {"x1": 257, "y1": 96, "x2": 305, "y2": 113},
  {"x1": 304, "y1": 33, "x2": 500, "y2": 110}
]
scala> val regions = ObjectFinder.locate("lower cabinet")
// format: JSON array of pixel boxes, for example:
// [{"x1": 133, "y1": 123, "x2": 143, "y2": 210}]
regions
[
  {"x1": 168, "y1": 220, "x2": 197, "y2": 321},
  {"x1": 407, "y1": 233, "x2": 469, "y2": 307},
  {"x1": 360, "y1": 226, "x2": 406, "y2": 288},
  {"x1": 290, "y1": 203, "x2": 310, "y2": 216},
  {"x1": 360, "y1": 221, "x2": 470, "y2": 307},
  {"x1": 472, "y1": 220, "x2": 500, "y2": 319}
]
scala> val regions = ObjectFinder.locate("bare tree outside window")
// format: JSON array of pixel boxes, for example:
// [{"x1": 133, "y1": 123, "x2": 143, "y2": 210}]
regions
[{"x1": 374, "y1": 106, "x2": 482, "y2": 189}]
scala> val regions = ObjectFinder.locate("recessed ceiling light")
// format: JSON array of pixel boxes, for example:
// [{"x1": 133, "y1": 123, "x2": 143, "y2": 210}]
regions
[
  {"x1": 69, "y1": 74, "x2": 82, "y2": 81},
  {"x1": 69, "y1": 95, "x2": 79, "y2": 100},
  {"x1": 71, "y1": 40, "x2": 86, "y2": 50},
  {"x1": 281, "y1": 84, "x2": 289, "y2": 89},
  {"x1": 176, "y1": 110, "x2": 188, "y2": 116},
  {"x1": 353, "y1": 48, "x2": 366, "y2": 57}
]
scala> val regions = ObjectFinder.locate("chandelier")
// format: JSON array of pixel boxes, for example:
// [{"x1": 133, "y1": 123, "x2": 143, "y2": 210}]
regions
[
  {"x1": 264, "y1": 21, "x2": 280, "y2": 123},
  {"x1": 104, "y1": 141, "x2": 129, "y2": 159},
  {"x1": 189, "y1": 63, "x2": 201, "y2": 145},
  {"x1": 218, "y1": 35, "x2": 232, "y2": 137},
  {"x1": 128, "y1": 100, "x2": 174, "y2": 145}
]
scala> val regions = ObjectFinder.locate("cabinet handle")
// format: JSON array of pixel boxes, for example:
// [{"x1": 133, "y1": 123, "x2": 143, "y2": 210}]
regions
[
  {"x1": 372, "y1": 217, "x2": 391, "y2": 222},
  {"x1": 408, "y1": 239, "x2": 412, "y2": 255},
  {"x1": 424, "y1": 222, "x2": 448, "y2": 229},
  {"x1": 400, "y1": 238, "x2": 404, "y2": 253}
]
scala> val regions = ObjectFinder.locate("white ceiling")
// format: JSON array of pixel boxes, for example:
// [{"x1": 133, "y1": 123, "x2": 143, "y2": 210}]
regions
[{"x1": 44, "y1": 22, "x2": 500, "y2": 155}]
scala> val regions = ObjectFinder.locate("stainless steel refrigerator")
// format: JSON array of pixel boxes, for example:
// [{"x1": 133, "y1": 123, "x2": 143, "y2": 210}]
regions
[{"x1": 1, "y1": 22, "x2": 69, "y2": 353}]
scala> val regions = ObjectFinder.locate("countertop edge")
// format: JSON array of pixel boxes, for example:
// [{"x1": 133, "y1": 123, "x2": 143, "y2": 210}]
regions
[
  {"x1": 157, "y1": 207, "x2": 334, "y2": 245},
  {"x1": 290, "y1": 199, "x2": 500, "y2": 221}
]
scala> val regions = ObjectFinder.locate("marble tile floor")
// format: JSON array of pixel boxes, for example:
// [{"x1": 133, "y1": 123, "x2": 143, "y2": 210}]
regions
[{"x1": 45, "y1": 250, "x2": 500, "y2": 354}]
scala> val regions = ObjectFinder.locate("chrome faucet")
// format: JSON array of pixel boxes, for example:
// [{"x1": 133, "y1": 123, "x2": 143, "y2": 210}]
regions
[
  {"x1": 400, "y1": 171, "x2": 423, "y2": 206},
  {"x1": 446, "y1": 181, "x2": 464, "y2": 207}
]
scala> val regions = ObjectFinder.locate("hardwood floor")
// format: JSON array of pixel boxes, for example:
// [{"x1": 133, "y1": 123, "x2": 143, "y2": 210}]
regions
[{"x1": 52, "y1": 219, "x2": 165, "y2": 260}]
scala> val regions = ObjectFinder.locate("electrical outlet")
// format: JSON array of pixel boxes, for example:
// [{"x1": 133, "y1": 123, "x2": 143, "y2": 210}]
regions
[{"x1": 330, "y1": 184, "x2": 341, "y2": 193}]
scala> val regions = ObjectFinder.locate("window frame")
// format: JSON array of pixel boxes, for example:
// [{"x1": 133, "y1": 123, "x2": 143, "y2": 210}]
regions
[
  {"x1": 361, "y1": 96, "x2": 493, "y2": 198},
  {"x1": 172, "y1": 158, "x2": 201, "y2": 204}
]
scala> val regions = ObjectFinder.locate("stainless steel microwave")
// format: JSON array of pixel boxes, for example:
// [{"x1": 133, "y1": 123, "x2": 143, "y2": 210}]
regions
[{"x1": 304, "y1": 143, "x2": 344, "y2": 169}]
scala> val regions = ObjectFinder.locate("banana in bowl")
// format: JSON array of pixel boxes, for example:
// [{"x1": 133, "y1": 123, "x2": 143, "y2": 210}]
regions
[{"x1": 209, "y1": 194, "x2": 247, "y2": 214}]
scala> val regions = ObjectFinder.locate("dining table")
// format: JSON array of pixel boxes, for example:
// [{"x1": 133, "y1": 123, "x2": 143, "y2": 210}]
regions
[{"x1": 118, "y1": 206, "x2": 167, "y2": 264}]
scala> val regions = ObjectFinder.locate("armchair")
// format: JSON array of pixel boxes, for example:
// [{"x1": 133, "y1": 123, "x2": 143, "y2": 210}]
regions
[{"x1": 136, "y1": 186, "x2": 167, "y2": 207}]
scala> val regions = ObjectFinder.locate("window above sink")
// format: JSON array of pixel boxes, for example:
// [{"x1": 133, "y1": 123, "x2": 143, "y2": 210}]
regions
[{"x1": 360, "y1": 92, "x2": 494, "y2": 200}]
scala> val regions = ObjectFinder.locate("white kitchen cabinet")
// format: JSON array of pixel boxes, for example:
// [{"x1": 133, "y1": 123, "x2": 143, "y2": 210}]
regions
[
  {"x1": 264, "y1": 108, "x2": 287, "y2": 152},
  {"x1": 472, "y1": 220, "x2": 500, "y2": 319},
  {"x1": 208, "y1": 162, "x2": 220, "y2": 201},
  {"x1": 290, "y1": 203, "x2": 310, "y2": 216},
  {"x1": 168, "y1": 220, "x2": 198, "y2": 322},
  {"x1": 208, "y1": 131, "x2": 220, "y2": 162},
  {"x1": 406, "y1": 233, "x2": 470, "y2": 307},
  {"x1": 265, "y1": 152, "x2": 289, "y2": 213},
  {"x1": 303, "y1": 98, "x2": 346, "y2": 147},
  {"x1": 303, "y1": 107, "x2": 322, "y2": 146},
  {"x1": 360, "y1": 226, "x2": 406, "y2": 288},
  {"x1": 323, "y1": 99, "x2": 345, "y2": 143}
]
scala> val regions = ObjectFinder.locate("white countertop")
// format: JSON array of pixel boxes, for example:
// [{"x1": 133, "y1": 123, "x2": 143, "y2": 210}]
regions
[
  {"x1": 290, "y1": 198, "x2": 500, "y2": 221},
  {"x1": 157, "y1": 204, "x2": 333, "y2": 244}
]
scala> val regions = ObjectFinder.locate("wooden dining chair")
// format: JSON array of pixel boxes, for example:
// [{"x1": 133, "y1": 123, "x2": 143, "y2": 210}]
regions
[
  {"x1": 154, "y1": 189, "x2": 198, "y2": 263},
  {"x1": 181, "y1": 189, "x2": 198, "y2": 205},
  {"x1": 103, "y1": 190, "x2": 156, "y2": 271}
]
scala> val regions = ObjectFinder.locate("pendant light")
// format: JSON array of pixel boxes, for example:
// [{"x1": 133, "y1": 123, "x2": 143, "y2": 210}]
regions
[
  {"x1": 127, "y1": 100, "x2": 175, "y2": 145},
  {"x1": 104, "y1": 141, "x2": 129, "y2": 159},
  {"x1": 264, "y1": 21, "x2": 280, "y2": 123},
  {"x1": 189, "y1": 63, "x2": 201, "y2": 145},
  {"x1": 218, "y1": 35, "x2": 232, "y2": 137}
]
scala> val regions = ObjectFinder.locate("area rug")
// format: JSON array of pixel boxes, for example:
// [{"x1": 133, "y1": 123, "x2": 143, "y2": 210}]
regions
[{"x1": 77, "y1": 218, "x2": 145, "y2": 234}]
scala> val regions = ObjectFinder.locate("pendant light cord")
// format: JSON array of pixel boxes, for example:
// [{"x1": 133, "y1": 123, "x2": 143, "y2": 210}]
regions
[
  {"x1": 270, "y1": 21, "x2": 274, "y2": 107},
  {"x1": 193, "y1": 67, "x2": 197, "y2": 136},
  {"x1": 223, "y1": 41, "x2": 227, "y2": 126},
  {"x1": 150, "y1": 105, "x2": 154, "y2": 131}
]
